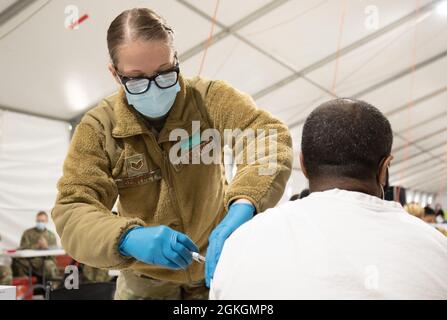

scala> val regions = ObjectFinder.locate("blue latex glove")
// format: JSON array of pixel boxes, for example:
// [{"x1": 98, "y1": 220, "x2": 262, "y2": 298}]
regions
[
  {"x1": 205, "y1": 203, "x2": 255, "y2": 287},
  {"x1": 119, "y1": 225, "x2": 199, "y2": 270}
]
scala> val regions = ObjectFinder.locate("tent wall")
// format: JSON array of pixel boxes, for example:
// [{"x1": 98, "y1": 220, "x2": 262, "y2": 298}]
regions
[
  {"x1": 0, "y1": 109, "x2": 69, "y2": 252},
  {"x1": 436, "y1": 192, "x2": 447, "y2": 209}
]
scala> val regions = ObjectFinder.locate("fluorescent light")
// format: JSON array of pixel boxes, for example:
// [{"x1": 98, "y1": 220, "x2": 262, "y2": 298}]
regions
[
  {"x1": 64, "y1": 78, "x2": 89, "y2": 112},
  {"x1": 436, "y1": 1, "x2": 447, "y2": 16},
  {"x1": 414, "y1": 192, "x2": 421, "y2": 204},
  {"x1": 406, "y1": 191, "x2": 413, "y2": 203},
  {"x1": 421, "y1": 194, "x2": 428, "y2": 207}
]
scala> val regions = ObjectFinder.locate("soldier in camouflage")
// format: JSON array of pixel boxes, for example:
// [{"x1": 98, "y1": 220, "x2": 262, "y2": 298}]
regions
[
  {"x1": 114, "y1": 269, "x2": 209, "y2": 300},
  {"x1": 81, "y1": 264, "x2": 113, "y2": 283},
  {"x1": 0, "y1": 266, "x2": 12, "y2": 285},
  {"x1": 11, "y1": 211, "x2": 60, "y2": 280}
]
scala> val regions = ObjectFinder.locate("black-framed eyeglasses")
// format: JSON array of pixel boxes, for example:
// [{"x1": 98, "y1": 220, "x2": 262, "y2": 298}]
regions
[{"x1": 116, "y1": 58, "x2": 180, "y2": 95}]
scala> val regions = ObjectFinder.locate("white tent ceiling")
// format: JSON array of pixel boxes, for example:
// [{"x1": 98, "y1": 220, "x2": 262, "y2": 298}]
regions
[{"x1": 1, "y1": 0, "x2": 446, "y2": 195}]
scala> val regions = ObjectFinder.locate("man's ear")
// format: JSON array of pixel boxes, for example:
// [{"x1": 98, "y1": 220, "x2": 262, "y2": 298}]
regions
[
  {"x1": 379, "y1": 155, "x2": 393, "y2": 186},
  {"x1": 299, "y1": 152, "x2": 309, "y2": 179},
  {"x1": 108, "y1": 63, "x2": 121, "y2": 86}
]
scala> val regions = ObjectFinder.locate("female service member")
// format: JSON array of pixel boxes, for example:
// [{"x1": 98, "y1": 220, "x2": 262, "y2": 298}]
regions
[{"x1": 52, "y1": 8, "x2": 292, "y2": 300}]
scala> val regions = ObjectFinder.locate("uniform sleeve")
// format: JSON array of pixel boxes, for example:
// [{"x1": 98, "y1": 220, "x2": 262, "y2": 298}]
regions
[
  {"x1": 19, "y1": 231, "x2": 32, "y2": 249},
  {"x1": 48, "y1": 231, "x2": 57, "y2": 247},
  {"x1": 204, "y1": 80, "x2": 293, "y2": 213},
  {"x1": 51, "y1": 122, "x2": 145, "y2": 269}
]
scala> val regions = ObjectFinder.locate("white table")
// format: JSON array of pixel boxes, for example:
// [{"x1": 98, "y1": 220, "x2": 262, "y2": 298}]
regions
[
  {"x1": 0, "y1": 248, "x2": 66, "y2": 299},
  {"x1": 0, "y1": 249, "x2": 66, "y2": 259},
  {"x1": 0, "y1": 286, "x2": 16, "y2": 300}
]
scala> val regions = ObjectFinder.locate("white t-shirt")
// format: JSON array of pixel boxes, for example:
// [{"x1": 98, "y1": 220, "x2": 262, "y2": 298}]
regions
[{"x1": 210, "y1": 189, "x2": 447, "y2": 300}]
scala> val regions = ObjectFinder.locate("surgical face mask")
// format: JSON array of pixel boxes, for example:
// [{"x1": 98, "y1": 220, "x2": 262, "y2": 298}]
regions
[
  {"x1": 36, "y1": 222, "x2": 46, "y2": 231},
  {"x1": 125, "y1": 82, "x2": 180, "y2": 119}
]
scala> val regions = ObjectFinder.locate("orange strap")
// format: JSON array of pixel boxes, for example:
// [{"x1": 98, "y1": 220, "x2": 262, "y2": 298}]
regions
[
  {"x1": 198, "y1": 0, "x2": 220, "y2": 76},
  {"x1": 331, "y1": 0, "x2": 348, "y2": 95}
]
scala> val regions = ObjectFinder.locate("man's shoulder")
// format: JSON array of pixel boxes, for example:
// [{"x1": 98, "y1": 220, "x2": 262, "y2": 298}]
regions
[
  {"x1": 22, "y1": 228, "x2": 37, "y2": 237},
  {"x1": 227, "y1": 200, "x2": 310, "y2": 245},
  {"x1": 185, "y1": 76, "x2": 242, "y2": 100},
  {"x1": 45, "y1": 229, "x2": 57, "y2": 238},
  {"x1": 186, "y1": 76, "x2": 217, "y2": 91},
  {"x1": 398, "y1": 210, "x2": 440, "y2": 231},
  {"x1": 256, "y1": 198, "x2": 314, "y2": 221},
  {"x1": 80, "y1": 92, "x2": 120, "y2": 131},
  {"x1": 21, "y1": 228, "x2": 40, "y2": 245},
  {"x1": 387, "y1": 209, "x2": 447, "y2": 249},
  {"x1": 435, "y1": 227, "x2": 447, "y2": 237}
]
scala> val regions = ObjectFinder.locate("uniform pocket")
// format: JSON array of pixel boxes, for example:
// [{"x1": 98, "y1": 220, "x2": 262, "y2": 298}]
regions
[{"x1": 111, "y1": 150, "x2": 126, "y2": 179}]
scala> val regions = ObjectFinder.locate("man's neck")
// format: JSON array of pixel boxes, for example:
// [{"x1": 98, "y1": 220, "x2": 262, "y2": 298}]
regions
[{"x1": 309, "y1": 178, "x2": 381, "y2": 198}]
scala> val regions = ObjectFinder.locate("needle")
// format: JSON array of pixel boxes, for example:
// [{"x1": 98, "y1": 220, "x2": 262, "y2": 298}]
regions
[{"x1": 192, "y1": 252, "x2": 206, "y2": 263}]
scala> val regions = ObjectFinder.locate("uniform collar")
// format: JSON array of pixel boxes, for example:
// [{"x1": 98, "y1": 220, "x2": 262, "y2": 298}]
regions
[
  {"x1": 112, "y1": 74, "x2": 203, "y2": 142},
  {"x1": 308, "y1": 188, "x2": 403, "y2": 210}
]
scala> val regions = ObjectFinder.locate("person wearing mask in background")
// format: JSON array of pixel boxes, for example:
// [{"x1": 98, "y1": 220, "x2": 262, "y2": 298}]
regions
[
  {"x1": 11, "y1": 211, "x2": 60, "y2": 280},
  {"x1": 210, "y1": 98, "x2": 447, "y2": 299},
  {"x1": 52, "y1": 8, "x2": 292, "y2": 300}
]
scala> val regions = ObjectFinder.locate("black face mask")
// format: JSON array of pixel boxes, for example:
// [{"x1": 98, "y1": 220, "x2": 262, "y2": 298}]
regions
[
  {"x1": 384, "y1": 168, "x2": 390, "y2": 189},
  {"x1": 376, "y1": 158, "x2": 389, "y2": 200},
  {"x1": 383, "y1": 169, "x2": 395, "y2": 201},
  {"x1": 378, "y1": 156, "x2": 399, "y2": 201}
]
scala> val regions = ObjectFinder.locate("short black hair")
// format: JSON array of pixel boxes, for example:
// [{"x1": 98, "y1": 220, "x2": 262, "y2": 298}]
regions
[
  {"x1": 302, "y1": 98, "x2": 393, "y2": 180},
  {"x1": 36, "y1": 211, "x2": 48, "y2": 217}
]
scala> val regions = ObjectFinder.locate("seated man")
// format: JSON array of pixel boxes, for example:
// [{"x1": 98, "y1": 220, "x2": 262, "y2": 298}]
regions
[
  {"x1": 12, "y1": 211, "x2": 60, "y2": 280},
  {"x1": 210, "y1": 98, "x2": 447, "y2": 299}
]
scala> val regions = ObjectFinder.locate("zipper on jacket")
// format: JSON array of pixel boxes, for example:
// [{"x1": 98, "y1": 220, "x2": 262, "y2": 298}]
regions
[
  {"x1": 145, "y1": 133, "x2": 193, "y2": 283},
  {"x1": 161, "y1": 150, "x2": 193, "y2": 284}
]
